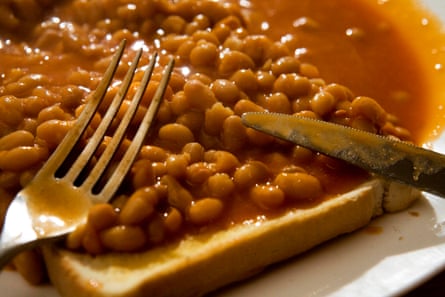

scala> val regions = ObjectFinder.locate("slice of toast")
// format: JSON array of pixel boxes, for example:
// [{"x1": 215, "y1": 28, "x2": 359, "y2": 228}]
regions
[{"x1": 42, "y1": 179, "x2": 420, "y2": 297}]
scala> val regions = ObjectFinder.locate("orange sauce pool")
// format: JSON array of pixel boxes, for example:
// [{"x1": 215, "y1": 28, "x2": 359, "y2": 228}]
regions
[{"x1": 248, "y1": 0, "x2": 445, "y2": 144}]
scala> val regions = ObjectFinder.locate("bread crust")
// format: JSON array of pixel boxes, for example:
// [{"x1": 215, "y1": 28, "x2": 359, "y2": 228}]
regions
[{"x1": 42, "y1": 178, "x2": 419, "y2": 297}]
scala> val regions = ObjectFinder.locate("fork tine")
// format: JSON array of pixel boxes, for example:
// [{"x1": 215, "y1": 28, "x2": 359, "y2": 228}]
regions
[
  {"x1": 63, "y1": 48, "x2": 144, "y2": 182},
  {"x1": 97, "y1": 58, "x2": 175, "y2": 201},
  {"x1": 81, "y1": 55, "x2": 171, "y2": 200},
  {"x1": 37, "y1": 40, "x2": 127, "y2": 177},
  {"x1": 80, "y1": 52, "x2": 158, "y2": 194}
]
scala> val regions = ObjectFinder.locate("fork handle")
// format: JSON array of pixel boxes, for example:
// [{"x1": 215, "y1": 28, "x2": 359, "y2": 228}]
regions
[
  {"x1": 0, "y1": 234, "x2": 62, "y2": 270},
  {"x1": 0, "y1": 241, "x2": 30, "y2": 270},
  {"x1": 0, "y1": 192, "x2": 41, "y2": 270}
]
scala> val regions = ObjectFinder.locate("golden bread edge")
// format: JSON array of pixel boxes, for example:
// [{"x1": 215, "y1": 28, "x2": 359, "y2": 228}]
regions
[{"x1": 42, "y1": 179, "x2": 419, "y2": 297}]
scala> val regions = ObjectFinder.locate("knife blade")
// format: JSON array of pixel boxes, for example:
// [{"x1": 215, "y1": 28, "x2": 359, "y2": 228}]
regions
[{"x1": 241, "y1": 112, "x2": 445, "y2": 197}]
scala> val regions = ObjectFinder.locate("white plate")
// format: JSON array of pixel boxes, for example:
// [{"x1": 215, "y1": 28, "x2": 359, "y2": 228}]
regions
[{"x1": 2, "y1": 0, "x2": 445, "y2": 296}]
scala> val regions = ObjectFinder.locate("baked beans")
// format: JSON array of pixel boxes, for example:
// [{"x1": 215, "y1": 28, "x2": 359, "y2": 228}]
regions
[{"x1": 0, "y1": 0, "x2": 414, "y2": 284}]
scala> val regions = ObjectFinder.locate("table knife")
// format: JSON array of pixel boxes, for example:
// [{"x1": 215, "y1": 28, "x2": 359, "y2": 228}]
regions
[{"x1": 241, "y1": 112, "x2": 445, "y2": 197}]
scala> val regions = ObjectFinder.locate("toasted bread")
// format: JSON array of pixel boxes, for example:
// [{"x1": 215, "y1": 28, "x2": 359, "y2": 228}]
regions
[{"x1": 42, "y1": 179, "x2": 420, "y2": 297}]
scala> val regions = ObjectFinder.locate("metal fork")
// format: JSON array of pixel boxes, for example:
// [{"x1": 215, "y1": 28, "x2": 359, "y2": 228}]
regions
[{"x1": 0, "y1": 40, "x2": 175, "y2": 269}]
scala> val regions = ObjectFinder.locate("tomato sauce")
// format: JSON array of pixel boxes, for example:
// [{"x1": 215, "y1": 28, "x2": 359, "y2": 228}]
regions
[{"x1": 248, "y1": 0, "x2": 445, "y2": 143}]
